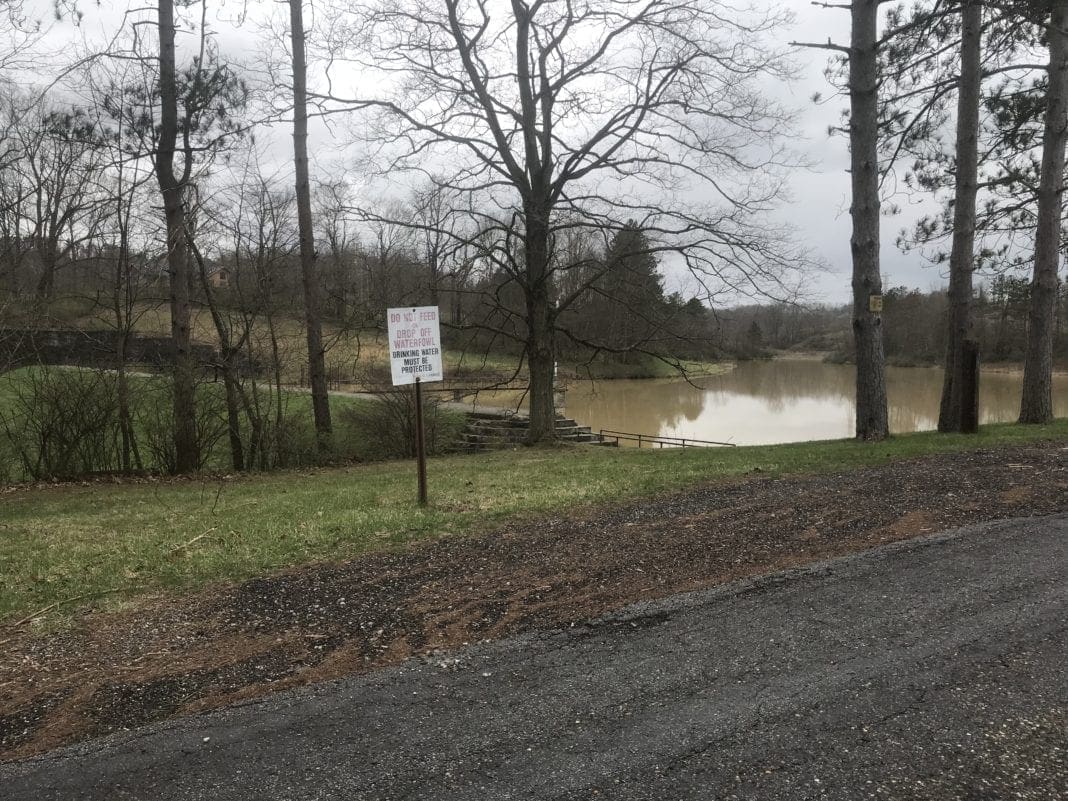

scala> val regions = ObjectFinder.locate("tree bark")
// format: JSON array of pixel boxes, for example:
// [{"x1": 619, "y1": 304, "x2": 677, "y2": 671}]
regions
[
  {"x1": 1020, "y1": 1, "x2": 1068, "y2": 424},
  {"x1": 221, "y1": 364, "x2": 245, "y2": 470},
  {"x1": 115, "y1": 338, "x2": 133, "y2": 472},
  {"x1": 155, "y1": 0, "x2": 198, "y2": 473},
  {"x1": 192, "y1": 242, "x2": 245, "y2": 471},
  {"x1": 524, "y1": 201, "x2": 557, "y2": 444},
  {"x1": 938, "y1": 0, "x2": 982, "y2": 433},
  {"x1": 289, "y1": 0, "x2": 332, "y2": 453},
  {"x1": 34, "y1": 238, "x2": 57, "y2": 303},
  {"x1": 849, "y1": 0, "x2": 889, "y2": 440}
]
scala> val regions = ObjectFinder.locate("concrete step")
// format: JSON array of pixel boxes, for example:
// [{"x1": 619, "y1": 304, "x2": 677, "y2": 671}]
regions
[{"x1": 460, "y1": 410, "x2": 599, "y2": 451}]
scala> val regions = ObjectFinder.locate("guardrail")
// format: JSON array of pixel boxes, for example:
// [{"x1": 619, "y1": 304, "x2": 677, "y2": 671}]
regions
[{"x1": 598, "y1": 429, "x2": 736, "y2": 448}]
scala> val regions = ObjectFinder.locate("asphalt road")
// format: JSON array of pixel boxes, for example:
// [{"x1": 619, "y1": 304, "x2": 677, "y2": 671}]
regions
[{"x1": 3, "y1": 514, "x2": 1065, "y2": 800}]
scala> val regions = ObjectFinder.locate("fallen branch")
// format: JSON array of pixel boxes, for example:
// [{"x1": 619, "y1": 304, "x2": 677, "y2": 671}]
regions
[
  {"x1": 4, "y1": 586, "x2": 138, "y2": 630},
  {"x1": 166, "y1": 527, "x2": 218, "y2": 556}
]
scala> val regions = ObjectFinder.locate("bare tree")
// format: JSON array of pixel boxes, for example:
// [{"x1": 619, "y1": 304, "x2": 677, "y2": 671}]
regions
[
  {"x1": 146, "y1": 0, "x2": 248, "y2": 472},
  {"x1": 154, "y1": 0, "x2": 198, "y2": 472},
  {"x1": 196, "y1": 153, "x2": 300, "y2": 471},
  {"x1": 410, "y1": 179, "x2": 460, "y2": 307},
  {"x1": 0, "y1": 90, "x2": 111, "y2": 308},
  {"x1": 288, "y1": 0, "x2": 332, "y2": 453},
  {"x1": 313, "y1": 175, "x2": 361, "y2": 320},
  {"x1": 0, "y1": 1, "x2": 51, "y2": 94},
  {"x1": 88, "y1": 61, "x2": 164, "y2": 472},
  {"x1": 360, "y1": 200, "x2": 419, "y2": 315},
  {"x1": 331, "y1": 0, "x2": 809, "y2": 442}
]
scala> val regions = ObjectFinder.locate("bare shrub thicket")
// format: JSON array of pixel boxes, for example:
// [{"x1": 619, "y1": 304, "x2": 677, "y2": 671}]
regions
[
  {"x1": 0, "y1": 367, "x2": 250, "y2": 480},
  {"x1": 0, "y1": 367, "x2": 123, "y2": 479},
  {"x1": 341, "y1": 389, "x2": 458, "y2": 461},
  {"x1": 134, "y1": 378, "x2": 229, "y2": 475}
]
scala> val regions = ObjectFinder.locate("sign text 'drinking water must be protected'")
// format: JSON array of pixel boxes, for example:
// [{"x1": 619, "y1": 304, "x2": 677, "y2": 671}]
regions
[{"x1": 387, "y1": 306, "x2": 443, "y2": 386}]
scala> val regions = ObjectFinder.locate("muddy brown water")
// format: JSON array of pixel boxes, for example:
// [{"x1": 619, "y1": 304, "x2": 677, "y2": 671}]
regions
[{"x1": 547, "y1": 361, "x2": 1068, "y2": 446}]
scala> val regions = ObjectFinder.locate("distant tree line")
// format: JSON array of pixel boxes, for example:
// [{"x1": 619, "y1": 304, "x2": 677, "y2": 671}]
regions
[{"x1": 723, "y1": 278, "x2": 1068, "y2": 368}]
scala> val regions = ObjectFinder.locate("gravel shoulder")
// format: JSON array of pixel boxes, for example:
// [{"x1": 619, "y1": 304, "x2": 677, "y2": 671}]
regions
[
  {"x1": 2, "y1": 441, "x2": 1066, "y2": 760},
  {"x1": 2, "y1": 514, "x2": 1064, "y2": 800}
]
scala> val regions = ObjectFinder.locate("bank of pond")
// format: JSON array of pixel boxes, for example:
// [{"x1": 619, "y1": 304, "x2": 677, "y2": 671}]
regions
[
  {"x1": 551, "y1": 359, "x2": 1068, "y2": 447},
  {"x1": 0, "y1": 360, "x2": 1064, "y2": 481}
]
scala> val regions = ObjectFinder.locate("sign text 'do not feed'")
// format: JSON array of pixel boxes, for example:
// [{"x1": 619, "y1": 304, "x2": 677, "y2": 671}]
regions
[{"x1": 387, "y1": 306, "x2": 443, "y2": 386}]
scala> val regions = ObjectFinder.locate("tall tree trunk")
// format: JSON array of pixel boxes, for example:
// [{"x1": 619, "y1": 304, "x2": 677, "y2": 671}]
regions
[
  {"x1": 193, "y1": 244, "x2": 245, "y2": 471},
  {"x1": 269, "y1": 312, "x2": 286, "y2": 464},
  {"x1": 34, "y1": 238, "x2": 57, "y2": 304},
  {"x1": 116, "y1": 338, "x2": 133, "y2": 472},
  {"x1": 221, "y1": 363, "x2": 245, "y2": 470},
  {"x1": 114, "y1": 266, "x2": 143, "y2": 474},
  {"x1": 526, "y1": 289, "x2": 556, "y2": 444},
  {"x1": 524, "y1": 203, "x2": 556, "y2": 444},
  {"x1": 849, "y1": 0, "x2": 889, "y2": 440},
  {"x1": 938, "y1": 0, "x2": 982, "y2": 432},
  {"x1": 1020, "y1": 1, "x2": 1068, "y2": 424},
  {"x1": 289, "y1": 0, "x2": 332, "y2": 453},
  {"x1": 428, "y1": 250, "x2": 440, "y2": 306},
  {"x1": 451, "y1": 269, "x2": 465, "y2": 326},
  {"x1": 243, "y1": 339, "x2": 265, "y2": 469},
  {"x1": 113, "y1": 172, "x2": 141, "y2": 473},
  {"x1": 155, "y1": 0, "x2": 198, "y2": 473}
]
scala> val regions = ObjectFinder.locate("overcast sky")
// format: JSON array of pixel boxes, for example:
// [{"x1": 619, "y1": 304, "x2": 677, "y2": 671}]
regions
[
  {"x1": 779, "y1": 0, "x2": 950, "y2": 304},
  {"x1": 28, "y1": 0, "x2": 956, "y2": 306}
]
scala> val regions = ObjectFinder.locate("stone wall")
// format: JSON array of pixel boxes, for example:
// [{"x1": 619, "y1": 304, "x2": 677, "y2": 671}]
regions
[{"x1": 0, "y1": 329, "x2": 221, "y2": 373}]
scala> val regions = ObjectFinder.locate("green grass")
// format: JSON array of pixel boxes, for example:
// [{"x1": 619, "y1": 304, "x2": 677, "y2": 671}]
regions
[{"x1": 2, "y1": 418, "x2": 1066, "y2": 625}]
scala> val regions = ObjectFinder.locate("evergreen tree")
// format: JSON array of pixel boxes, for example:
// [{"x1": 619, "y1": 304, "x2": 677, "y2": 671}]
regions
[{"x1": 599, "y1": 223, "x2": 666, "y2": 356}]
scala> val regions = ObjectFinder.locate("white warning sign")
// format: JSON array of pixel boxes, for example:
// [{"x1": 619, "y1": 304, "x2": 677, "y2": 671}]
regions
[{"x1": 387, "y1": 306, "x2": 444, "y2": 386}]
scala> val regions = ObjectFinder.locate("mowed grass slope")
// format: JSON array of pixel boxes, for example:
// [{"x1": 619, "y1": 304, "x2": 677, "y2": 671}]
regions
[{"x1": 2, "y1": 418, "x2": 1067, "y2": 624}]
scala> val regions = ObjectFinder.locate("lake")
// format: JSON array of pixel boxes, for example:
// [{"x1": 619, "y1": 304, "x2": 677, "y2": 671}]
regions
[{"x1": 555, "y1": 360, "x2": 1068, "y2": 446}]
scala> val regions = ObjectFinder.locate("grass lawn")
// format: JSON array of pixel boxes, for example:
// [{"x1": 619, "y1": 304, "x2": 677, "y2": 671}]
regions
[{"x1": 2, "y1": 418, "x2": 1066, "y2": 625}]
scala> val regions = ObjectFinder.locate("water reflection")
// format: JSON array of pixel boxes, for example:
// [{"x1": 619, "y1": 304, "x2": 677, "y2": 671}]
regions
[
  {"x1": 563, "y1": 361, "x2": 1068, "y2": 446},
  {"x1": 569, "y1": 377, "x2": 706, "y2": 436}
]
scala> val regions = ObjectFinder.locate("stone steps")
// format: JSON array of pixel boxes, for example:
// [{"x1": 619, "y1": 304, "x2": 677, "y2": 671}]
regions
[{"x1": 460, "y1": 413, "x2": 607, "y2": 450}]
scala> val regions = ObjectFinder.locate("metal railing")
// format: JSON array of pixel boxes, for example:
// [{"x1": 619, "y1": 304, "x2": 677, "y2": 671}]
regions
[{"x1": 598, "y1": 429, "x2": 736, "y2": 448}]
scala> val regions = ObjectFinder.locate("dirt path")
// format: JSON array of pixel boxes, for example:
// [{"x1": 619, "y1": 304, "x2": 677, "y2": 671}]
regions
[{"x1": 2, "y1": 441, "x2": 1066, "y2": 760}]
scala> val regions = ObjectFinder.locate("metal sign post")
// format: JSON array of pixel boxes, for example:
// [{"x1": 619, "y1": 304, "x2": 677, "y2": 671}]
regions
[
  {"x1": 387, "y1": 307, "x2": 444, "y2": 506},
  {"x1": 414, "y1": 377, "x2": 428, "y2": 505}
]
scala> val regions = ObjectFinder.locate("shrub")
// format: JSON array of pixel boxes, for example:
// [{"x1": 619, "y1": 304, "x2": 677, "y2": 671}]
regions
[
  {"x1": 0, "y1": 367, "x2": 122, "y2": 479},
  {"x1": 135, "y1": 378, "x2": 228, "y2": 474},
  {"x1": 248, "y1": 404, "x2": 319, "y2": 471},
  {"x1": 340, "y1": 388, "x2": 464, "y2": 461}
]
